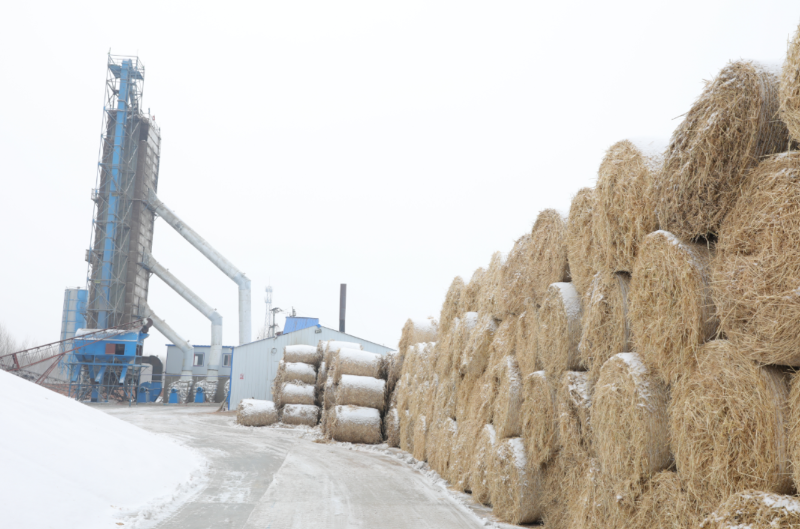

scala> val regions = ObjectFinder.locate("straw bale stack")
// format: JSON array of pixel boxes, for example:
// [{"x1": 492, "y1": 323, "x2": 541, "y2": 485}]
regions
[
  {"x1": 671, "y1": 341, "x2": 793, "y2": 511},
  {"x1": 713, "y1": 152, "x2": 800, "y2": 366},
  {"x1": 331, "y1": 348, "x2": 384, "y2": 383},
  {"x1": 384, "y1": 407, "x2": 400, "y2": 447},
  {"x1": 538, "y1": 282, "x2": 583, "y2": 378},
  {"x1": 488, "y1": 437, "x2": 545, "y2": 524},
  {"x1": 578, "y1": 271, "x2": 631, "y2": 383},
  {"x1": 521, "y1": 371, "x2": 558, "y2": 467},
  {"x1": 529, "y1": 209, "x2": 571, "y2": 305},
  {"x1": 330, "y1": 405, "x2": 383, "y2": 444},
  {"x1": 491, "y1": 356, "x2": 523, "y2": 439},
  {"x1": 593, "y1": 353, "x2": 670, "y2": 502},
  {"x1": 462, "y1": 267, "x2": 486, "y2": 313},
  {"x1": 470, "y1": 424, "x2": 496, "y2": 506},
  {"x1": 412, "y1": 415, "x2": 428, "y2": 461},
  {"x1": 566, "y1": 187, "x2": 597, "y2": 297},
  {"x1": 498, "y1": 234, "x2": 536, "y2": 316},
  {"x1": 655, "y1": 60, "x2": 788, "y2": 239},
  {"x1": 478, "y1": 252, "x2": 506, "y2": 320},
  {"x1": 557, "y1": 371, "x2": 593, "y2": 462},
  {"x1": 336, "y1": 374, "x2": 386, "y2": 412},
  {"x1": 284, "y1": 344, "x2": 321, "y2": 366},
  {"x1": 278, "y1": 382, "x2": 316, "y2": 407},
  {"x1": 700, "y1": 490, "x2": 800, "y2": 529},
  {"x1": 515, "y1": 301, "x2": 539, "y2": 377},
  {"x1": 629, "y1": 230, "x2": 717, "y2": 383},
  {"x1": 236, "y1": 399, "x2": 278, "y2": 427},
  {"x1": 595, "y1": 139, "x2": 663, "y2": 272},
  {"x1": 632, "y1": 471, "x2": 702, "y2": 529},
  {"x1": 781, "y1": 23, "x2": 800, "y2": 142},
  {"x1": 281, "y1": 404, "x2": 320, "y2": 426},
  {"x1": 460, "y1": 313, "x2": 498, "y2": 377}
]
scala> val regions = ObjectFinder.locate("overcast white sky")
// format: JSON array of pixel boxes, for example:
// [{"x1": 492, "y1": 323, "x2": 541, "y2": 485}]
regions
[{"x1": 1, "y1": 1, "x2": 800, "y2": 357}]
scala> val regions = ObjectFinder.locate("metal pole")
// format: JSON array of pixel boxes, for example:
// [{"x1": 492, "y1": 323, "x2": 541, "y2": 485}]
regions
[{"x1": 339, "y1": 284, "x2": 347, "y2": 333}]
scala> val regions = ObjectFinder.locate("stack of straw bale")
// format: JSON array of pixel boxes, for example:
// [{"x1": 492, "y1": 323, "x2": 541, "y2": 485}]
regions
[{"x1": 273, "y1": 344, "x2": 321, "y2": 427}]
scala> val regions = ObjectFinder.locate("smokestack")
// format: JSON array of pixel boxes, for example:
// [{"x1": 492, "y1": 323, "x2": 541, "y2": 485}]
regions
[{"x1": 339, "y1": 284, "x2": 347, "y2": 333}]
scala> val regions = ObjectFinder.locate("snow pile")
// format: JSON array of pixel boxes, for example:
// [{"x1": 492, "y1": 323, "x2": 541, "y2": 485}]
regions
[{"x1": 0, "y1": 369, "x2": 206, "y2": 529}]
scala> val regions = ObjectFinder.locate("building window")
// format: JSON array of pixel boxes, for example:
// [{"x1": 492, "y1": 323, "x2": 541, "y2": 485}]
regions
[
  {"x1": 193, "y1": 353, "x2": 204, "y2": 367},
  {"x1": 223, "y1": 353, "x2": 231, "y2": 367}
]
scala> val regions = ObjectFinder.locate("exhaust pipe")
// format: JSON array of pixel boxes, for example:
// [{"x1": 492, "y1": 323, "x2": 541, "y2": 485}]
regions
[{"x1": 339, "y1": 284, "x2": 346, "y2": 333}]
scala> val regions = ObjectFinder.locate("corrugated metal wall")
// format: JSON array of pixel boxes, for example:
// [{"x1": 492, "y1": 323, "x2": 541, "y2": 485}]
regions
[{"x1": 229, "y1": 326, "x2": 394, "y2": 410}]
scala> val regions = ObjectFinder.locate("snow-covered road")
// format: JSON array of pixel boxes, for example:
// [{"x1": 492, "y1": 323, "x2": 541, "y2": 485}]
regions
[{"x1": 102, "y1": 405, "x2": 490, "y2": 529}]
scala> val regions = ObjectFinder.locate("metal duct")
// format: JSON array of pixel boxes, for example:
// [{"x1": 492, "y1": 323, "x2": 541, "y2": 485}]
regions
[
  {"x1": 144, "y1": 303, "x2": 194, "y2": 380},
  {"x1": 145, "y1": 189, "x2": 251, "y2": 345}
]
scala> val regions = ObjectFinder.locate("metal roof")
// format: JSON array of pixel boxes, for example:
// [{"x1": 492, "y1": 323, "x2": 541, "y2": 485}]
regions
[{"x1": 282, "y1": 317, "x2": 319, "y2": 334}]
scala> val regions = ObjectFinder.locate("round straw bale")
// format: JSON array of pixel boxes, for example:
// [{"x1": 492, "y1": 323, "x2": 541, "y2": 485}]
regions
[
  {"x1": 336, "y1": 374, "x2": 386, "y2": 412},
  {"x1": 579, "y1": 271, "x2": 631, "y2": 383},
  {"x1": 538, "y1": 282, "x2": 583, "y2": 379},
  {"x1": 515, "y1": 301, "x2": 539, "y2": 378},
  {"x1": 629, "y1": 230, "x2": 717, "y2": 384},
  {"x1": 594, "y1": 353, "x2": 670, "y2": 501},
  {"x1": 434, "y1": 371, "x2": 457, "y2": 420},
  {"x1": 557, "y1": 371, "x2": 593, "y2": 463},
  {"x1": 530, "y1": 209, "x2": 570, "y2": 305},
  {"x1": 713, "y1": 152, "x2": 800, "y2": 365},
  {"x1": 478, "y1": 252, "x2": 507, "y2": 320},
  {"x1": 316, "y1": 361, "x2": 327, "y2": 395},
  {"x1": 284, "y1": 344, "x2": 321, "y2": 366},
  {"x1": 412, "y1": 415, "x2": 428, "y2": 461},
  {"x1": 521, "y1": 371, "x2": 558, "y2": 467},
  {"x1": 449, "y1": 418, "x2": 480, "y2": 492},
  {"x1": 782, "y1": 24, "x2": 800, "y2": 142},
  {"x1": 568, "y1": 458, "x2": 632, "y2": 529},
  {"x1": 488, "y1": 315, "x2": 517, "y2": 367},
  {"x1": 488, "y1": 437, "x2": 545, "y2": 524},
  {"x1": 398, "y1": 317, "x2": 438, "y2": 356},
  {"x1": 322, "y1": 341, "x2": 362, "y2": 368},
  {"x1": 492, "y1": 356, "x2": 523, "y2": 439},
  {"x1": 323, "y1": 377, "x2": 337, "y2": 410},
  {"x1": 462, "y1": 267, "x2": 486, "y2": 313},
  {"x1": 282, "y1": 361, "x2": 317, "y2": 385},
  {"x1": 427, "y1": 416, "x2": 457, "y2": 478},
  {"x1": 331, "y1": 405, "x2": 382, "y2": 444},
  {"x1": 632, "y1": 471, "x2": 702, "y2": 529},
  {"x1": 399, "y1": 409, "x2": 414, "y2": 453},
  {"x1": 498, "y1": 234, "x2": 537, "y2": 316},
  {"x1": 280, "y1": 382, "x2": 316, "y2": 406},
  {"x1": 332, "y1": 348, "x2": 384, "y2": 383},
  {"x1": 595, "y1": 139, "x2": 664, "y2": 273},
  {"x1": 385, "y1": 407, "x2": 400, "y2": 447},
  {"x1": 460, "y1": 313, "x2": 498, "y2": 377},
  {"x1": 656, "y1": 60, "x2": 788, "y2": 239},
  {"x1": 671, "y1": 340, "x2": 793, "y2": 511},
  {"x1": 439, "y1": 276, "x2": 465, "y2": 335},
  {"x1": 566, "y1": 187, "x2": 598, "y2": 297},
  {"x1": 470, "y1": 424, "x2": 497, "y2": 506},
  {"x1": 236, "y1": 398, "x2": 278, "y2": 427},
  {"x1": 281, "y1": 404, "x2": 320, "y2": 426},
  {"x1": 702, "y1": 491, "x2": 800, "y2": 529},
  {"x1": 539, "y1": 454, "x2": 590, "y2": 529}
]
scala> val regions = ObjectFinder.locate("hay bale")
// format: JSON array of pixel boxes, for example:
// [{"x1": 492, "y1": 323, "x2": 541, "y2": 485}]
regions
[
  {"x1": 284, "y1": 344, "x2": 321, "y2": 366},
  {"x1": 632, "y1": 471, "x2": 703, "y2": 529},
  {"x1": 521, "y1": 371, "x2": 557, "y2": 466},
  {"x1": 323, "y1": 377, "x2": 337, "y2": 410},
  {"x1": 671, "y1": 340, "x2": 793, "y2": 511},
  {"x1": 331, "y1": 405, "x2": 382, "y2": 444},
  {"x1": 427, "y1": 415, "x2": 457, "y2": 477},
  {"x1": 449, "y1": 418, "x2": 480, "y2": 492},
  {"x1": 281, "y1": 404, "x2": 320, "y2": 426},
  {"x1": 713, "y1": 152, "x2": 800, "y2": 365},
  {"x1": 478, "y1": 251, "x2": 507, "y2": 320},
  {"x1": 281, "y1": 361, "x2": 317, "y2": 385},
  {"x1": 412, "y1": 415, "x2": 428, "y2": 461},
  {"x1": 385, "y1": 407, "x2": 400, "y2": 447},
  {"x1": 462, "y1": 267, "x2": 486, "y2": 313},
  {"x1": 781, "y1": 23, "x2": 800, "y2": 142},
  {"x1": 321, "y1": 340, "x2": 362, "y2": 368},
  {"x1": 315, "y1": 361, "x2": 327, "y2": 399},
  {"x1": 629, "y1": 230, "x2": 717, "y2": 383},
  {"x1": 498, "y1": 235, "x2": 537, "y2": 316},
  {"x1": 700, "y1": 491, "x2": 800, "y2": 529},
  {"x1": 568, "y1": 458, "x2": 626, "y2": 529},
  {"x1": 594, "y1": 353, "x2": 670, "y2": 502},
  {"x1": 515, "y1": 301, "x2": 539, "y2": 378},
  {"x1": 470, "y1": 424, "x2": 497, "y2": 506},
  {"x1": 656, "y1": 60, "x2": 788, "y2": 239},
  {"x1": 398, "y1": 317, "x2": 438, "y2": 356},
  {"x1": 336, "y1": 374, "x2": 386, "y2": 412},
  {"x1": 492, "y1": 356, "x2": 523, "y2": 439},
  {"x1": 488, "y1": 315, "x2": 517, "y2": 369},
  {"x1": 400, "y1": 409, "x2": 415, "y2": 453},
  {"x1": 566, "y1": 187, "x2": 597, "y2": 297},
  {"x1": 595, "y1": 139, "x2": 664, "y2": 273},
  {"x1": 538, "y1": 282, "x2": 583, "y2": 379},
  {"x1": 460, "y1": 312, "x2": 498, "y2": 377},
  {"x1": 332, "y1": 348, "x2": 383, "y2": 382},
  {"x1": 579, "y1": 271, "x2": 631, "y2": 383},
  {"x1": 557, "y1": 371, "x2": 593, "y2": 463},
  {"x1": 279, "y1": 382, "x2": 316, "y2": 406},
  {"x1": 236, "y1": 399, "x2": 278, "y2": 427},
  {"x1": 488, "y1": 437, "x2": 545, "y2": 524},
  {"x1": 529, "y1": 209, "x2": 570, "y2": 305},
  {"x1": 439, "y1": 276, "x2": 465, "y2": 335}
]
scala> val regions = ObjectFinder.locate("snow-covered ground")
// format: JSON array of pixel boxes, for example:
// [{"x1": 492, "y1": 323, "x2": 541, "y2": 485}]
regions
[{"x1": 0, "y1": 370, "x2": 207, "y2": 529}]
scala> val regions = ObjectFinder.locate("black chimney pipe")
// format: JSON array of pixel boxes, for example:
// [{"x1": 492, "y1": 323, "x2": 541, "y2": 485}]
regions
[{"x1": 339, "y1": 284, "x2": 347, "y2": 333}]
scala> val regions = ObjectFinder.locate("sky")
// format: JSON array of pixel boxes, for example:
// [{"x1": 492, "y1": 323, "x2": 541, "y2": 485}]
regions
[{"x1": 1, "y1": 1, "x2": 800, "y2": 358}]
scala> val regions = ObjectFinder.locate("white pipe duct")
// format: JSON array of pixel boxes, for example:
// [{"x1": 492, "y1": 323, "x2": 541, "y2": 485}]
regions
[
  {"x1": 144, "y1": 303, "x2": 194, "y2": 381},
  {"x1": 141, "y1": 252, "x2": 223, "y2": 381},
  {"x1": 145, "y1": 190, "x2": 252, "y2": 345}
]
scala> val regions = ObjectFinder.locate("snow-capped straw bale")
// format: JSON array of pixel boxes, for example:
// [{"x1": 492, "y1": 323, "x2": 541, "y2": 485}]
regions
[
  {"x1": 470, "y1": 424, "x2": 497, "y2": 506},
  {"x1": 701, "y1": 491, "x2": 800, "y2": 529},
  {"x1": 283, "y1": 344, "x2": 321, "y2": 366},
  {"x1": 279, "y1": 382, "x2": 316, "y2": 406},
  {"x1": 655, "y1": 60, "x2": 788, "y2": 239},
  {"x1": 385, "y1": 407, "x2": 400, "y2": 447},
  {"x1": 521, "y1": 371, "x2": 557, "y2": 466},
  {"x1": 594, "y1": 353, "x2": 670, "y2": 501},
  {"x1": 529, "y1": 209, "x2": 571, "y2": 305},
  {"x1": 557, "y1": 371, "x2": 593, "y2": 462},
  {"x1": 579, "y1": 271, "x2": 631, "y2": 383},
  {"x1": 398, "y1": 317, "x2": 438, "y2": 355},
  {"x1": 331, "y1": 405, "x2": 383, "y2": 444},
  {"x1": 478, "y1": 252, "x2": 507, "y2": 320},
  {"x1": 281, "y1": 361, "x2": 317, "y2": 385},
  {"x1": 321, "y1": 341, "x2": 362, "y2": 368},
  {"x1": 629, "y1": 230, "x2": 717, "y2": 383},
  {"x1": 713, "y1": 152, "x2": 800, "y2": 366},
  {"x1": 460, "y1": 312, "x2": 498, "y2": 377},
  {"x1": 492, "y1": 356, "x2": 523, "y2": 439},
  {"x1": 336, "y1": 374, "x2": 386, "y2": 412},
  {"x1": 332, "y1": 348, "x2": 384, "y2": 382},
  {"x1": 595, "y1": 139, "x2": 664, "y2": 273},
  {"x1": 633, "y1": 471, "x2": 703, "y2": 529},
  {"x1": 498, "y1": 235, "x2": 536, "y2": 316},
  {"x1": 462, "y1": 267, "x2": 486, "y2": 313},
  {"x1": 538, "y1": 282, "x2": 583, "y2": 379},
  {"x1": 671, "y1": 340, "x2": 793, "y2": 511},
  {"x1": 782, "y1": 23, "x2": 800, "y2": 142},
  {"x1": 489, "y1": 437, "x2": 545, "y2": 524},
  {"x1": 566, "y1": 187, "x2": 597, "y2": 297},
  {"x1": 439, "y1": 276, "x2": 465, "y2": 335},
  {"x1": 281, "y1": 404, "x2": 320, "y2": 426},
  {"x1": 236, "y1": 399, "x2": 278, "y2": 427},
  {"x1": 412, "y1": 415, "x2": 428, "y2": 461},
  {"x1": 515, "y1": 301, "x2": 539, "y2": 378}
]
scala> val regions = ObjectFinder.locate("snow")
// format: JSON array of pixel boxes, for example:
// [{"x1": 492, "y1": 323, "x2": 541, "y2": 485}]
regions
[
  {"x1": 281, "y1": 382, "x2": 315, "y2": 400},
  {"x1": 324, "y1": 341, "x2": 362, "y2": 353},
  {"x1": 754, "y1": 491, "x2": 800, "y2": 513},
  {"x1": 283, "y1": 403, "x2": 320, "y2": 420},
  {"x1": 340, "y1": 373, "x2": 385, "y2": 392},
  {"x1": 614, "y1": 352, "x2": 654, "y2": 406},
  {"x1": 553, "y1": 282, "x2": 581, "y2": 318},
  {"x1": 338, "y1": 348, "x2": 381, "y2": 368},
  {"x1": 285, "y1": 361, "x2": 317, "y2": 379},
  {"x1": 285, "y1": 344, "x2": 316, "y2": 354},
  {"x1": 0, "y1": 369, "x2": 206, "y2": 529},
  {"x1": 462, "y1": 312, "x2": 479, "y2": 331},
  {"x1": 239, "y1": 398, "x2": 276, "y2": 417},
  {"x1": 507, "y1": 437, "x2": 527, "y2": 470},
  {"x1": 411, "y1": 316, "x2": 438, "y2": 333},
  {"x1": 335, "y1": 404, "x2": 381, "y2": 426}
]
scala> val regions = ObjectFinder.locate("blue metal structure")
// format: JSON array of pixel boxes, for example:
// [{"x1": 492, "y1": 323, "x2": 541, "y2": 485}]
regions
[
  {"x1": 282, "y1": 317, "x2": 320, "y2": 334},
  {"x1": 60, "y1": 288, "x2": 88, "y2": 343}
]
